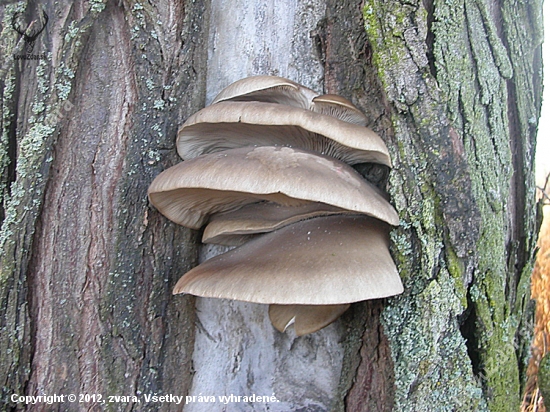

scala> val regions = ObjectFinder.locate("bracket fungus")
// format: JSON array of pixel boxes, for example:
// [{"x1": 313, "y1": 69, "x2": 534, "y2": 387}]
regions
[
  {"x1": 202, "y1": 202, "x2": 347, "y2": 246},
  {"x1": 211, "y1": 76, "x2": 368, "y2": 126},
  {"x1": 148, "y1": 76, "x2": 403, "y2": 336},
  {"x1": 172, "y1": 216, "x2": 402, "y2": 304},
  {"x1": 148, "y1": 146, "x2": 398, "y2": 230},
  {"x1": 176, "y1": 101, "x2": 390, "y2": 166}
]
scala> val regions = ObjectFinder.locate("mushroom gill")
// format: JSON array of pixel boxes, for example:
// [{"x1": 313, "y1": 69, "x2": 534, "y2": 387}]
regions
[
  {"x1": 176, "y1": 101, "x2": 391, "y2": 166},
  {"x1": 211, "y1": 76, "x2": 368, "y2": 127},
  {"x1": 309, "y1": 94, "x2": 369, "y2": 126}
]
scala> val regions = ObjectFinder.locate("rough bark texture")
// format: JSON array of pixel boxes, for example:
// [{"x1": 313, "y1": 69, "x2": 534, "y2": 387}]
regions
[
  {"x1": 0, "y1": 0, "x2": 206, "y2": 409},
  {"x1": 364, "y1": 0, "x2": 542, "y2": 410},
  {"x1": 0, "y1": 0, "x2": 542, "y2": 411}
]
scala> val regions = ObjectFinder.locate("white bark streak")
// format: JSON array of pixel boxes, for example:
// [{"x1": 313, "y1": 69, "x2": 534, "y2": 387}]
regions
[{"x1": 185, "y1": 1, "x2": 347, "y2": 410}]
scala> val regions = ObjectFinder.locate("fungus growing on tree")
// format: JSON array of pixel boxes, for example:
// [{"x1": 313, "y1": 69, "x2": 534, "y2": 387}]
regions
[
  {"x1": 309, "y1": 94, "x2": 369, "y2": 126},
  {"x1": 148, "y1": 146, "x2": 398, "y2": 229},
  {"x1": 172, "y1": 216, "x2": 402, "y2": 304},
  {"x1": 202, "y1": 202, "x2": 346, "y2": 246},
  {"x1": 176, "y1": 101, "x2": 391, "y2": 165},
  {"x1": 211, "y1": 75, "x2": 317, "y2": 108},
  {"x1": 268, "y1": 304, "x2": 351, "y2": 337},
  {"x1": 211, "y1": 76, "x2": 368, "y2": 126},
  {"x1": 148, "y1": 76, "x2": 403, "y2": 335}
]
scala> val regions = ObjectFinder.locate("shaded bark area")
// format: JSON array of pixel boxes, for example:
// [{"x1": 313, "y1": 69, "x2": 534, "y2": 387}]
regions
[
  {"x1": 342, "y1": 302, "x2": 395, "y2": 412},
  {"x1": 316, "y1": 1, "x2": 397, "y2": 410}
]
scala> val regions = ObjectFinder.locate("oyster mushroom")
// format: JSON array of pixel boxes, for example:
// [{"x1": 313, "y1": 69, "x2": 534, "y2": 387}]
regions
[
  {"x1": 176, "y1": 101, "x2": 391, "y2": 166},
  {"x1": 268, "y1": 304, "x2": 351, "y2": 336},
  {"x1": 148, "y1": 76, "x2": 404, "y2": 336},
  {"x1": 309, "y1": 94, "x2": 369, "y2": 126},
  {"x1": 212, "y1": 77, "x2": 369, "y2": 127},
  {"x1": 211, "y1": 75, "x2": 318, "y2": 109},
  {"x1": 202, "y1": 201, "x2": 349, "y2": 246},
  {"x1": 173, "y1": 215, "x2": 403, "y2": 305},
  {"x1": 148, "y1": 146, "x2": 399, "y2": 230}
]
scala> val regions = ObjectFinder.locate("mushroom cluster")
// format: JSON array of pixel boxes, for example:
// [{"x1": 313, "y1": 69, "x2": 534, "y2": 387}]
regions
[{"x1": 148, "y1": 76, "x2": 403, "y2": 336}]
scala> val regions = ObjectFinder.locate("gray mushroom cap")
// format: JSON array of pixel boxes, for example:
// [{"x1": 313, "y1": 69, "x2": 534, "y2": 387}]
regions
[
  {"x1": 268, "y1": 304, "x2": 351, "y2": 336},
  {"x1": 212, "y1": 77, "x2": 369, "y2": 126},
  {"x1": 148, "y1": 146, "x2": 399, "y2": 229},
  {"x1": 173, "y1": 215, "x2": 404, "y2": 305},
  {"x1": 310, "y1": 94, "x2": 369, "y2": 127},
  {"x1": 202, "y1": 201, "x2": 350, "y2": 246},
  {"x1": 211, "y1": 75, "x2": 318, "y2": 109},
  {"x1": 176, "y1": 101, "x2": 391, "y2": 166}
]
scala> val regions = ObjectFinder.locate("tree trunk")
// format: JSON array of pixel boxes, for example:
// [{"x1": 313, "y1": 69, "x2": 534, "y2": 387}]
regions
[{"x1": 0, "y1": 0, "x2": 542, "y2": 411}]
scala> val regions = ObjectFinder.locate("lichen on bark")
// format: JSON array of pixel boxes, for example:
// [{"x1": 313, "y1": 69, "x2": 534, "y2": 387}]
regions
[
  {"x1": 363, "y1": 0, "x2": 542, "y2": 410},
  {"x1": 0, "y1": 1, "x2": 206, "y2": 406}
]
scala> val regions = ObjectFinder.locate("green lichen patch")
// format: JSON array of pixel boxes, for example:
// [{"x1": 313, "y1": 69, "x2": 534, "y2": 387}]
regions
[{"x1": 363, "y1": 0, "x2": 540, "y2": 410}]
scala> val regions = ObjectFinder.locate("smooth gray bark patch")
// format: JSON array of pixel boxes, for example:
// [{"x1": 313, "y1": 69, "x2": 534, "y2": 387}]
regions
[{"x1": 183, "y1": 1, "x2": 351, "y2": 410}]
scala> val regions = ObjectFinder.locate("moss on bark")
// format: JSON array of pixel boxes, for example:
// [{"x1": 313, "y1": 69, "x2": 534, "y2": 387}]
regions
[{"x1": 363, "y1": 0, "x2": 541, "y2": 410}]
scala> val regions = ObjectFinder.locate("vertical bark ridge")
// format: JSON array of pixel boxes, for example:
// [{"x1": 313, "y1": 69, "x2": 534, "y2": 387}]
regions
[
  {"x1": 1, "y1": 0, "x2": 209, "y2": 407},
  {"x1": 27, "y1": 3, "x2": 136, "y2": 397},
  {"x1": 500, "y1": 0, "x2": 543, "y2": 386},
  {"x1": 363, "y1": 0, "x2": 542, "y2": 410},
  {"x1": 319, "y1": 1, "x2": 397, "y2": 410},
  {"x1": 1, "y1": 0, "x2": 97, "y2": 401}
]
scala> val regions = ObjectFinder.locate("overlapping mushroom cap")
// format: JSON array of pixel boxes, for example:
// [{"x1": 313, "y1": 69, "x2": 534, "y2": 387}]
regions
[
  {"x1": 310, "y1": 94, "x2": 368, "y2": 126},
  {"x1": 173, "y1": 216, "x2": 403, "y2": 304},
  {"x1": 148, "y1": 146, "x2": 399, "y2": 230},
  {"x1": 202, "y1": 202, "x2": 347, "y2": 246},
  {"x1": 211, "y1": 75, "x2": 318, "y2": 109},
  {"x1": 211, "y1": 76, "x2": 368, "y2": 126},
  {"x1": 148, "y1": 75, "x2": 402, "y2": 336},
  {"x1": 176, "y1": 101, "x2": 390, "y2": 165}
]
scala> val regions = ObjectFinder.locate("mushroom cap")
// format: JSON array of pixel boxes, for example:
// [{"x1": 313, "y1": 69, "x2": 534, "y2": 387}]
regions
[
  {"x1": 202, "y1": 201, "x2": 351, "y2": 246},
  {"x1": 211, "y1": 75, "x2": 318, "y2": 109},
  {"x1": 173, "y1": 215, "x2": 404, "y2": 305},
  {"x1": 148, "y1": 146, "x2": 399, "y2": 229},
  {"x1": 211, "y1": 77, "x2": 369, "y2": 127},
  {"x1": 310, "y1": 94, "x2": 369, "y2": 127},
  {"x1": 176, "y1": 101, "x2": 391, "y2": 166},
  {"x1": 268, "y1": 304, "x2": 350, "y2": 336}
]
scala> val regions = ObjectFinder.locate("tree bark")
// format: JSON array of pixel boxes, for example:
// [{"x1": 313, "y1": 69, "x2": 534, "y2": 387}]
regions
[{"x1": 0, "y1": 0, "x2": 542, "y2": 411}]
